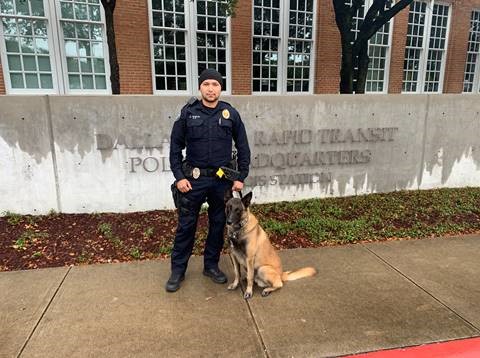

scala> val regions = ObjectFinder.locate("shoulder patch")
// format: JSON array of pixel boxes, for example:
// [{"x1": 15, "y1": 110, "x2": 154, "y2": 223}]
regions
[{"x1": 187, "y1": 96, "x2": 198, "y2": 105}]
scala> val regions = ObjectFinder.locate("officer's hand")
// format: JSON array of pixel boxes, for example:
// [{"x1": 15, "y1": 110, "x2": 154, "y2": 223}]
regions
[
  {"x1": 176, "y1": 179, "x2": 192, "y2": 193},
  {"x1": 232, "y1": 180, "x2": 243, "y2": 192}
]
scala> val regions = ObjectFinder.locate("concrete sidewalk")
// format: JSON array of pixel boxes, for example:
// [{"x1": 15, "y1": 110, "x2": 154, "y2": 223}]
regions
[{"x1": 1, "y1": 234, "x2": 479, "y2": 358}]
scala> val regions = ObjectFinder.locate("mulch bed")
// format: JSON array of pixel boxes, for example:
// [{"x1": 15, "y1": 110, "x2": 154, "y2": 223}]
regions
[
  {"x1": 1, "y1": 208, "x2": 477, "y2": 272},
  {"x1": 0, "y1": 209, "x2": 319, "y2": 272}
]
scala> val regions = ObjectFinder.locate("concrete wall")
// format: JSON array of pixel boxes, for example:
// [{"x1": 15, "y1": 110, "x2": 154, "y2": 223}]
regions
[{"x1": 0, "y1": 95, "x2": 479, "y2": 215}]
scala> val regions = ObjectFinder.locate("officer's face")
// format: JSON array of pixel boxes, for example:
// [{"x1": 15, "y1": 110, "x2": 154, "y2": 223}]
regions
[{"x1": 200, "y1": 80, "x2": 221, "y2": 104}]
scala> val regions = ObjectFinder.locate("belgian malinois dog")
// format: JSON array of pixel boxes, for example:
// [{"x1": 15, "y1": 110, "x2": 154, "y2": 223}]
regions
[{"x1": 224, "y1": 190, "x2": 316, "y2": 298}]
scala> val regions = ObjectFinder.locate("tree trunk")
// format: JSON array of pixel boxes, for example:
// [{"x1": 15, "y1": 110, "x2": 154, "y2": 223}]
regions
[
  {"x1": 340, "y1": 42, "x2": 354, "y2": 93},
  {"x1": 101, "y1": 1, "x2": 120, "y2": 94},
  {"x1": 354, "y1": 41, "x2": 369, "y2": 94}
]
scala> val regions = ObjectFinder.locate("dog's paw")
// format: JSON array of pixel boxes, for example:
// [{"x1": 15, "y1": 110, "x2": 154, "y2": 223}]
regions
[
  {"x1": 244, "y1": 290, "x2": 253, "y2": 299},
  {"x1": 228, "y1": 282, "x2": 238, "y2": 290},
  {"x1": 261, "y1": 289, "x2": 271, "y2": 297}
]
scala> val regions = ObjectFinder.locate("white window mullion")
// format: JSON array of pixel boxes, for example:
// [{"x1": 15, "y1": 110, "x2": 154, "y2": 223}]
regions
[
  {"x1": 437, "y1": 4, "x2": 451, "y2": 92},
  {"x1": 0, "y1": 15, "x2": 13, "y2": 92},
  {"x1": 419, "y1": 1, "x2": 433, "y2": 92},
  {"x1": 225, "y1": 14, "x2": 231, "y2": 93},
  {"x1": 47, "y1": 0, "x2": 66, "y2": 94},
  {"x1": 99, "y1": 4, "x2": 111, "y2": 94},
  {"x1": 281, "y1": 1, "x2": 290, "y2": 94},
  {"x1": 147, "y1": 0, "x2": 155, "y2": 94},
  {"x1": 384, "y1": 11, "x2": 393, "y2": 93},
  {"x1": 280, "y1": 0, "x2": 289, "y2": 93},
  {"x1": 187, "y1": 0, "x2": 196, "y2": 91},
  {"x1": 310, "y1": 0, "x2": 318, "y2": 92},
  {"x1": 226, "y1": 16, "x2": 233, "y2": 94},
  {"x1": 475, "y1": 54, "x2": 480, "y2": 92}
]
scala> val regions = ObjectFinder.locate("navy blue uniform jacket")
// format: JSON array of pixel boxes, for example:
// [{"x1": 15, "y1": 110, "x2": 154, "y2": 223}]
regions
[{"x1": 169, "y1": 99, "x2": 251, "y2": 182}]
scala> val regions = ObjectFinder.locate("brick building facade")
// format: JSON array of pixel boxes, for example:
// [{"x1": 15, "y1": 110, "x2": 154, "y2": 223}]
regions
[{"x1": 1, "y1": 0, "x2": 479, "y2": 95}]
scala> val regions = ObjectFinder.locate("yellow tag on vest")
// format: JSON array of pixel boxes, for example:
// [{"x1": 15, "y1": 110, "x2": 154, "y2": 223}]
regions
[{"x1": 216, "y1": 168, "x2": 225, "y2": 178}]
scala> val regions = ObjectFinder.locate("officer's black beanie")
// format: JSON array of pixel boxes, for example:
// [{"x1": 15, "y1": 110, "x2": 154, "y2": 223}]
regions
[{"x1": 198, "y1": 68, "x2": 223, "y2": 88}]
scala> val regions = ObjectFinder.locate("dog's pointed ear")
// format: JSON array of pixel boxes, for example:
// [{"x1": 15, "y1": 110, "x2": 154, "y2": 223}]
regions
[
  {"x1": 224, "y1": 188, "x2": 233, "y2": 203},
  {"x1": 241, "y1": 191, "x2": 253, "y2": 208}
]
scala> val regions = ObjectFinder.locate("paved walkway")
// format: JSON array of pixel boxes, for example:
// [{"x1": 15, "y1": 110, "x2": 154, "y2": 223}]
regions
[{"x1": 1, "y1": 234, "x2": 479, "y2": 358}]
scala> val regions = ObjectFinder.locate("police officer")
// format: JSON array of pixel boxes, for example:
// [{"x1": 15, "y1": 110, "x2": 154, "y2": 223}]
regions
[{"x1": 166, "y1": 68, "x2": 251, "y2": 292}]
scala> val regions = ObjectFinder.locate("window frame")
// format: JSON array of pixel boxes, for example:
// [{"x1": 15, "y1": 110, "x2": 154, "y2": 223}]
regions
[
  {"x1": 402, "y1": 0, "x2": 452, "y2": 94},
  {"x1": 0, "y1": 1, "x2": 59, "y2": 94},
  {"x1": 148, "y1": 0, "x2": 232, "y2": 95},
  {"x1": 462, "y1": 9, "x2": 480, "y2": 93},
  {"x1": 0, "y1": 0, "x2": 111, "y2": 95},
  {"x1": 54, "y1": 0, "x2": 111, "y2": 94},
  {"x1": 251, "y1": 0, "x2": 318, "y2": 95}
]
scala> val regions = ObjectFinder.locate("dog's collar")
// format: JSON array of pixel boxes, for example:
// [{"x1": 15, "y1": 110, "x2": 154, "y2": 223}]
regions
[{"x1": 239, "y1": 216, "x2": 248, "y2": 228}]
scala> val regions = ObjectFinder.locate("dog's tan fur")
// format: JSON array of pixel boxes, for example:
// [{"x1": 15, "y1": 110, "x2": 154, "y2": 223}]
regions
[{"x1": 225, "y1": 191, "x2": 316, "y2": 298}]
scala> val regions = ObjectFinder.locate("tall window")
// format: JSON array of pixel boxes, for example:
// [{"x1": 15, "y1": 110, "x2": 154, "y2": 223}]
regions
[
  {"x1": 0, "y1": 0, "x2": 55, "y2": 92},
  {"x1": 252, "y1": 0, "x2": 315, "y2": 93},
  {"x1": 349, "y1": 0, "x2": 393, "y2": 93},
  {"x1": 463, "y1": 10, "x2": 480, "y2": 93},
  {"x1": 59, "y1": 0, "x2": 108, "y2": 91},
  {"x1": 150, "y1": 0, "x2": 229, "y2": 94},
  {"x1": 402, "y1": 0, "x2": 450, "y2": 93},
  {"x1": 0, "y1": 0, "x2": 110, "y2": 94}
]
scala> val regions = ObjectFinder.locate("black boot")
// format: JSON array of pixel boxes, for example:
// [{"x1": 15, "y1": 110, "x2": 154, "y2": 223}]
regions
[
  {"x1": 203, "y1": 267, "x2": 227, "y2": 284},
  {"x1": 165, "y1": 272, "x2": 185, "y2": 292}
]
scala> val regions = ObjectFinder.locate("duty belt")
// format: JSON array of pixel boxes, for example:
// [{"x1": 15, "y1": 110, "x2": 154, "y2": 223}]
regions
[
  {"x1": 182, "y1": 163, "x2": 217, "y2": 179},
  {"x1": 182, "y1": 162, "x2": 240, "y2": 181}
]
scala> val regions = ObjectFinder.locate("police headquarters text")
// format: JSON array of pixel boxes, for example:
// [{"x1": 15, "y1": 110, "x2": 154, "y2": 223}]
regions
[
  {"x1": 95, "y1": 126, "x2": 400, "y2": 186},
  {"x1": 129, "y1": 156, "x2": 171, "y2": 173}
]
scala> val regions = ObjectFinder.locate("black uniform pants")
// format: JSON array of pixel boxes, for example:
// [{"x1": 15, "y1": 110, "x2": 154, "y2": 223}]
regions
[{"x1": 171, "y1": 176, "x2": 231, "y2": 275}]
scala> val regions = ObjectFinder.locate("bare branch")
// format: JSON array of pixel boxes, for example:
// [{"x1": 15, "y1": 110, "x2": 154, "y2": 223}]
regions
[
  {"x1": 360, "y1": 0, "x2": 384, "y2": 32},
  {"x1": 365, "y1": 0, "x2": 413, "y2": 40},
  {"x1": 355, "y1": 0, "x2": 413, "y2": 45},
  {"x1": 381, "y1": 0, "x2": 413, "y2": 21}
]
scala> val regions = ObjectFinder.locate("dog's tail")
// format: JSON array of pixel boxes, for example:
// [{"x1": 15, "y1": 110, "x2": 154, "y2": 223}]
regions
[{"x1": 282, "y1": 267, "x2": 317, "y2": 281}]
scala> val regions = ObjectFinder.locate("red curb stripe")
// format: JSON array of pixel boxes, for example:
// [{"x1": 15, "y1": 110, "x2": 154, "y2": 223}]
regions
[{"x1": 344, "y1": 337, "x2": 480, "y2": 358}]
